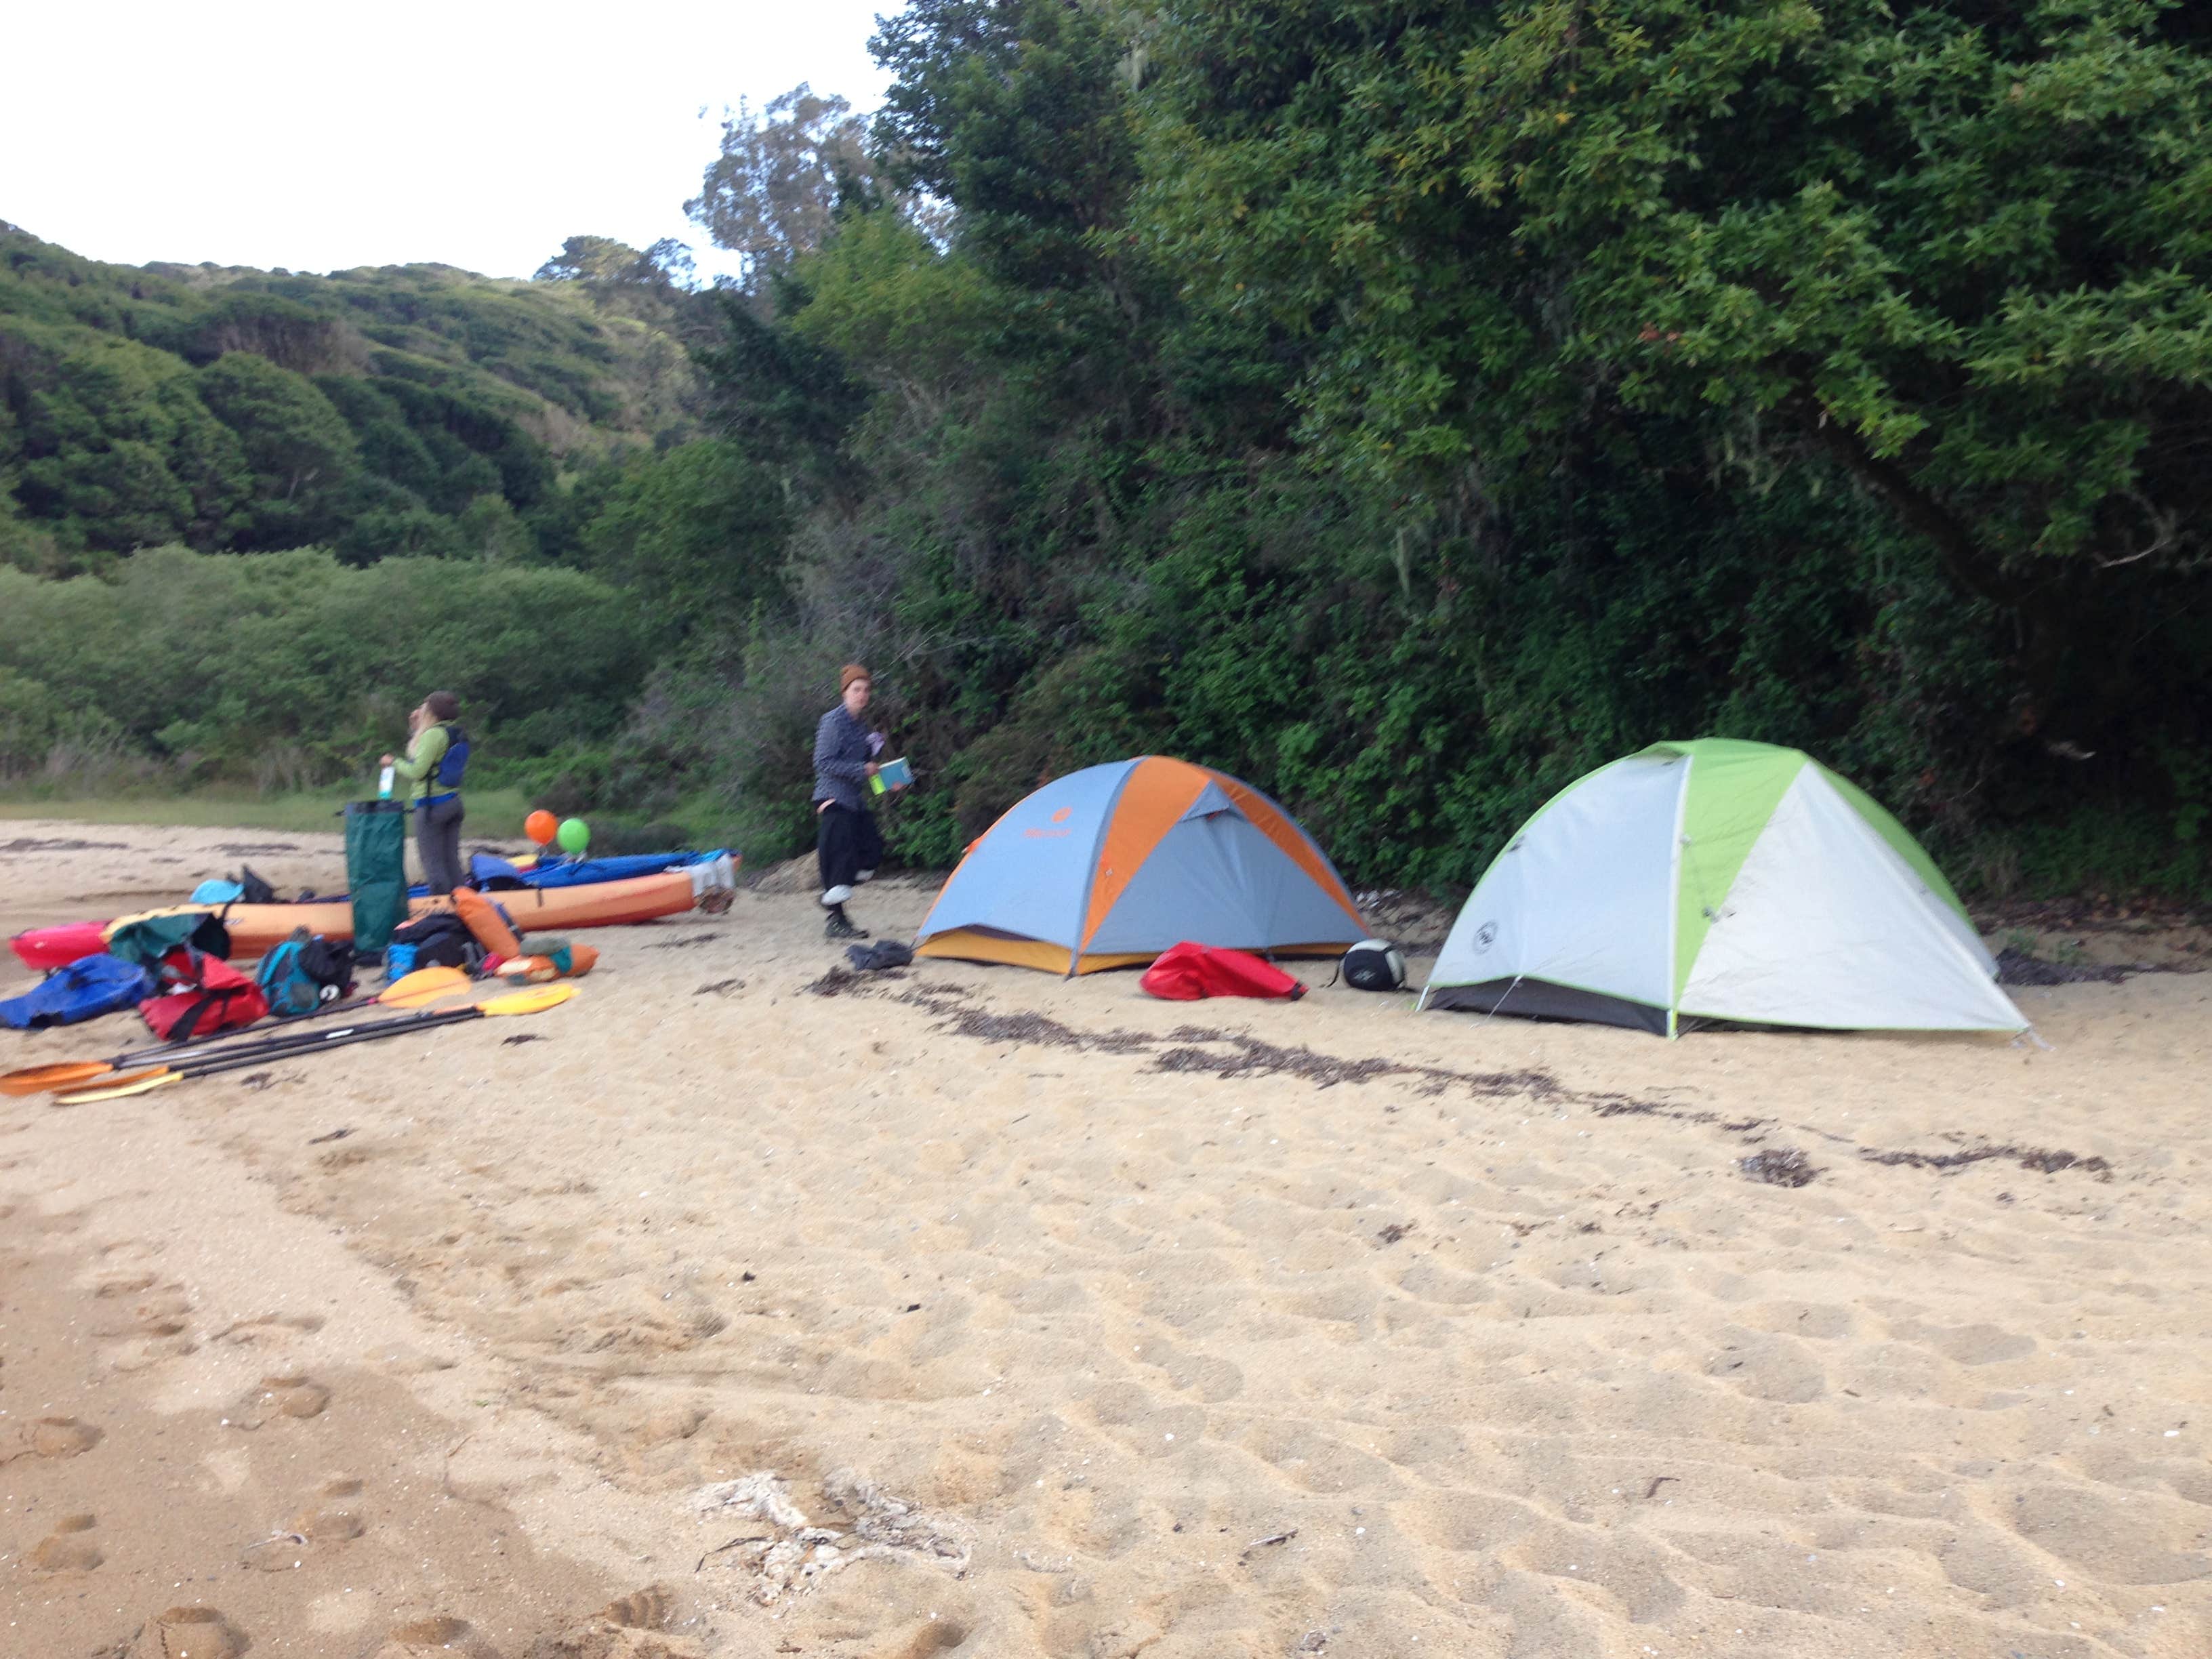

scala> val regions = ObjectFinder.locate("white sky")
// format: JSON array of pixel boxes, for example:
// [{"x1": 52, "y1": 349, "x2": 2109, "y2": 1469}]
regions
[{"x1": 0, "y1": 0, "x2": 897, "y2": 282}]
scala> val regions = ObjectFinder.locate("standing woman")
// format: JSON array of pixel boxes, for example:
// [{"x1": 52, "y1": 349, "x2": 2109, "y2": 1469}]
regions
[
  {"x1": 382, "y1": 690, "x2": 470, "y2": 897},
  {"x1": 813, "y1": 663, "x2": 897, "y2": 939}
]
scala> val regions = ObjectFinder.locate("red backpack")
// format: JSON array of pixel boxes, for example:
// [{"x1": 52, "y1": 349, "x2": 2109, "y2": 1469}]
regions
[
  {"x1": 1140, "y1": 942, "x2": 1307, "y2": 1002},
  {"x1": 138, "y1": 951, "x2": 268, "y2": 1042}
]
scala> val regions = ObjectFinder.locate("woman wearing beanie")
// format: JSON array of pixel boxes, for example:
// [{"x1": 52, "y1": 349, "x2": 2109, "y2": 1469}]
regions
[{"x1": 812, "y1": 663, "x2": 899, "y2": 939}]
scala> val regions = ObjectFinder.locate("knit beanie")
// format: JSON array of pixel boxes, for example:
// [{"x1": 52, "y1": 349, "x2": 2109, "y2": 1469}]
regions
[{"x1": 839, "y1": 663, "x2": 871, "y2": 693}]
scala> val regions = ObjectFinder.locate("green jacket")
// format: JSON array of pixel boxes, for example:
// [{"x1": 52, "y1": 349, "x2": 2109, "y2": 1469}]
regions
[{"x1": 390, "y1": 723, "x2": 452, "y2": 804}]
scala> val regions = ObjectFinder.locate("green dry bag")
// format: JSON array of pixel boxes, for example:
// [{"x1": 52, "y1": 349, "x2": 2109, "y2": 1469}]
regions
[{"x1": 344, "y1": 798, "x2": 409, "y2": 956}]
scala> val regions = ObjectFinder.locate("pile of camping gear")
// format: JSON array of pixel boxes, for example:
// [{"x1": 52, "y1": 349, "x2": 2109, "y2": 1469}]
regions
[
  {"x1": 3, "y1": 798, "x2": 751, "y2": 1103},
  {"x1": 10, "y1": 801, "x2": 739, "y2": 976}
]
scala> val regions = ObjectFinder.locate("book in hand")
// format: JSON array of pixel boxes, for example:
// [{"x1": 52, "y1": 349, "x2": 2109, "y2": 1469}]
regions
[{"x1": 869, "y1": 756, "x2": 913, "y2": 794}]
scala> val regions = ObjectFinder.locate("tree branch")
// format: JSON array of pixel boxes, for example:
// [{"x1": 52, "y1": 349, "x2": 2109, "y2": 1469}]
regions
[{"x1": 1798, "y1": 398, "x2": 2026, "y2": 609}]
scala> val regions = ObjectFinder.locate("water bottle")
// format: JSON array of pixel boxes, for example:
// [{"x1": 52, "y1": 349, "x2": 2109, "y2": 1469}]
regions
[{"x1": 378, "y1": 764, "x2": 395, "y2": 800}]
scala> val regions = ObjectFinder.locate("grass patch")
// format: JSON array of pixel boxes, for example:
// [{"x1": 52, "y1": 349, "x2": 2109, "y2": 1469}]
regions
[{"x1": 0, "y1": 787, "x2": 532, "y2": 839}]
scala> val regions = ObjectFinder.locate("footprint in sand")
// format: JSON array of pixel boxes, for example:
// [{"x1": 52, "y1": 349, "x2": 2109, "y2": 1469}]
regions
[
  {"x1": 213, "y1": 1311, "x2": 327, "y2": 1347},
  {"x1": 893, "y1": 1618, "x2": 970, "y2": 1659},
  {"x1": 596, "y1": 1584, "x2": 674, "y2": 1629},
  {"x1": 239, "y1": 1473, "x2": 368, "y2": 1571},
  {"x1": 513, "y1": 1586, "x2": 691, "y2": 1659},
  {"x1": 131, "y1": 1289, "x2": 194, "y2": 1336},
  {"x1": 227, "y1": 1372, "x2": 330, "y2": 1429},
  {"x1": 30, "y1": 1511, "x2": 104, "y2": 1572},
  {"x1": 95, "y1": 1282, "x2": 200, "y2": 1372},
  {"x1": 125, "y1": 1605, "x2": 247, "y2": 1659},
  {"x1": 2, "y1": 1414, "x2": 101, "y2": 1462}
]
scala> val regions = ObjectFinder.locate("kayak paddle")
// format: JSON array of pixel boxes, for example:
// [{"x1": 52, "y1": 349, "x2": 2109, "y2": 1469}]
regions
[
  {"x1": 1, "y1": 966, "x2": 472, "y2": 1098},
  {"x1": 51, "y1": 984, "x2": 576, "y2": 1106}
]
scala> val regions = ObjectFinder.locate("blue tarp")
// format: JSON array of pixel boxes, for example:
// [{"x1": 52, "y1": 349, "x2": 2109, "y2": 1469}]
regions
[{"x1": 1, "y1": 953, "x2": 157, "y2": 1029}]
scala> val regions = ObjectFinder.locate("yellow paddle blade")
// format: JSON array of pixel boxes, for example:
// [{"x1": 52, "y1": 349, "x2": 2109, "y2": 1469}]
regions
[
  {"x1": 53, "y1": 1070, "x2": 184, "y2": 1107},
  {"x1": 376, "y1": 966, "x2": 472, "y2": 1008},
  {"x1": 478, "y1": 983, "x2": 577, "y2": 1016},
  {"x1": 1, "y1": 1061, "x2": 116, "y2": 1097}
]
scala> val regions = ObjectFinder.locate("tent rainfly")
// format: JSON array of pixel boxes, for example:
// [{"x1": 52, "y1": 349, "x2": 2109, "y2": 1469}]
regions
[
  {"x1": 914, "y1": 756, "x2": 1367, "y2": 974},
  {"x1": 1421, "y1": 739, "x2": 2027, "y2": 1036}
]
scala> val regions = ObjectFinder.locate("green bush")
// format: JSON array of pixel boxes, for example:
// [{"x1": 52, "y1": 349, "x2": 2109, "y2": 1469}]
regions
[{"x1": 0, "y1": 546, "x2": 649, "y2": 787}]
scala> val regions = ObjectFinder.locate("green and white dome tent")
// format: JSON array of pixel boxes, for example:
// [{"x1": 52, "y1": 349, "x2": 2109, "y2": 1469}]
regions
[{"x1": 1420, "y1": 739, "x2": 2027, "y2": 1037}]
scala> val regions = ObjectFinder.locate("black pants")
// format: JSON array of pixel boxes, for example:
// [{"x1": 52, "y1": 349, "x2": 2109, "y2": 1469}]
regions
[
  {"x1": 417, "y1": 795, "x2": 466, "y2": 895},
  {"x1": 816, "y1": 802, "x2": 882, "y2": 894}
]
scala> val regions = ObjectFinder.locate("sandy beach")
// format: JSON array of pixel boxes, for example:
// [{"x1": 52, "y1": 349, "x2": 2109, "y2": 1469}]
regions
[{"x1": 1, "y1": 819, "x2": 2207, "y2": 1658}]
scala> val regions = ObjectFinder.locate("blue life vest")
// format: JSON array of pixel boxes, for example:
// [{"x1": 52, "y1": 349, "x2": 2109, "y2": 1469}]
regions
[
  {"x1": 434, "y1": 724, "x2": 470, "y2": 790},
  {"x1": 0, "y1": 954, "x2": 155, "y2": 1029}
]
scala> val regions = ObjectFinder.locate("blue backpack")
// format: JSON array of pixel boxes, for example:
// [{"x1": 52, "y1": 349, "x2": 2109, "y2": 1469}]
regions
[
  {"x1": 255, "y1": 930, "x2": 357, "y2": 1018},
  {"x1": 434, "y1": 724, "x2": 470, "y2": 790}
]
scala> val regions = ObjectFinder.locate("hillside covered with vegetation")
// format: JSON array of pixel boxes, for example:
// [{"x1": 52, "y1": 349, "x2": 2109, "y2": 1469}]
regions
[
  {"x1": 0, "y1": 226, "x2": 720, "y2": 569},
  {"x1": 4, "y1": 0, "x2": 2208, "y2": 903}
]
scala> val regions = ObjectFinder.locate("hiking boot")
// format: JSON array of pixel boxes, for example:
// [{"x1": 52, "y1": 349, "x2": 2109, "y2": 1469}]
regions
[
  {"x1": 824, "y1": 906, "x2": 869, "y2": 941},
  {"x1": 855, "y1": 868, "x2": 876, "y2": 884},
  {"x1": 820, "y1": 884, "x2": 855, "y2": 907}
]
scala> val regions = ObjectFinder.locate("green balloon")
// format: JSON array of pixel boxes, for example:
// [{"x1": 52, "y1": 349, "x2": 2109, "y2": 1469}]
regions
[{"x1": 556, "y1": 817, "x2": 590, "y2": 853}]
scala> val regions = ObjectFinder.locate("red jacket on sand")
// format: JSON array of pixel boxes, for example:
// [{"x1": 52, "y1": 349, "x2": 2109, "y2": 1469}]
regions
[{"x1": 1139, "y1": 941, "x2": 1307, "y2": 1001}]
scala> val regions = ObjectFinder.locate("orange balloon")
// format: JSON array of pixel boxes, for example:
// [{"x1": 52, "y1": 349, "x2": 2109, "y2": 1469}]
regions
[{"x1": 525, "y1": 809, "x2": 558, "y2": 846}]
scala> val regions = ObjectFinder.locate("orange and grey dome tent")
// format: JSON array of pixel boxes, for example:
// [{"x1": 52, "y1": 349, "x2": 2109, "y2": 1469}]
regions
[{"x1": 914, "y1": 756, "x2": 1368, "y2": 974}]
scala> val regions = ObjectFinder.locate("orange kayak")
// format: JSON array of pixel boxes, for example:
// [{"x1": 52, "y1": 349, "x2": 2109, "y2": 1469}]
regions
[
  {"x1": 222, "y1": 865, "x2": 725, "y2": 958},
  {"x1": 11, "y1": 857, "x2": 739, "y2": 970}
]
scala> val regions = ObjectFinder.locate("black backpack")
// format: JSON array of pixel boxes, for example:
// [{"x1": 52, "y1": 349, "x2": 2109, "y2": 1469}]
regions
[
  {"x1": 1337, "y1": 938, "x2": 1408, "y2": 991},
  {"x1": 387, "y1": 910, "x2": 482, "y2": 970}
]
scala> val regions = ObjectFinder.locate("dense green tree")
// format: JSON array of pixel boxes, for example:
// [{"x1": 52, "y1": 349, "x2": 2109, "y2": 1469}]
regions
[
  {"x1": 195, "y1": 351, "x2": 362, "y2": 548},
  {"x1": 1140, "y1": 0, "x2": 2212, "y2": 747},
  {"x1": 0, "y1": 487, "x2": 62, "y2": 574},
  {"x1": 579, "y1": 440, "x2": 788, "y2": 626},
  {"x1": 5, "y1": 335, "x2": 251, "y2": 556}
]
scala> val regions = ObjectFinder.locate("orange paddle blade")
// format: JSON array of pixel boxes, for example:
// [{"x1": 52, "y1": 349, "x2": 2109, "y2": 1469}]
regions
[{"x1": 1, "y1": 1061, "x2": 118, "y2": 1097}]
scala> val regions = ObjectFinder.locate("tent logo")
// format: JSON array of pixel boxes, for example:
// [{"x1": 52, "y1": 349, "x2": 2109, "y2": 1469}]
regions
[
  {"x1": 1026, "y1": 804, "x2": 1075, "y2": 839},
  {"x1": 1473, "y1": 920, "x2": 1498, "y2": 954},
  {"x1": 1050, "y1": 807, "x2": 1073, "y2": 823}
]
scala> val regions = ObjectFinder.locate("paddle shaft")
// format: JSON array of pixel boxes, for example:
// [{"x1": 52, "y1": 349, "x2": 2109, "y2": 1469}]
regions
[
  {"x1": 48, "y1": 985, "x2": 574, "y2": 1103},
  {"x1": 112, "y1": 1001, "x2": 491, "y2": 1082},
  {"x1": 153, "y1": 1003, "x2": 490, "y2": 1083},
  {"x1": 110, "y1": 989, "x2": 402, "y2": 1067}
]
